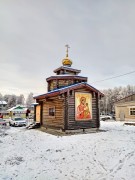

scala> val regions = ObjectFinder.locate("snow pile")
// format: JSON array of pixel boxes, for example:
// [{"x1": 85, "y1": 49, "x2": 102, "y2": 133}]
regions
[{"x1": 0, "y1": 122, "x2": 135, "y2": 180}]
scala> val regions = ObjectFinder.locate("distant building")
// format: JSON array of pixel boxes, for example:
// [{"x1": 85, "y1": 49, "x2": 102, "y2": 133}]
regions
[
  {"x1": 115, "y1": 94, "x2": 135, "y2": 121},
  {"x1": 7, "y1": 105, "x2": 27, "y2": 113},
  {"x1": 34, "y1": 46, "x2": 104, "y2": 131},
  {"x1": 0, "y1": 101, "x2": 7, "y2": 113},
  {"x1": 7, "y1": 105, "x2": 27, "y2": 117}
]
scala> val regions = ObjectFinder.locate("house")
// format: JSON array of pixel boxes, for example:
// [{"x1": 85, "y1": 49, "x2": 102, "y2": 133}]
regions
[
  {"x1": 7, "y1": 105, "x2": 27, "y2": 117},
  {"x1": 115, "y1": 94, "x2": 135, "y2": 121},
  {"x1": 34, "y1": 46, "x2": 104, "y2": 131},
  {"x1": 0, "y1": 101, "x2": 7, "y2": 113}
]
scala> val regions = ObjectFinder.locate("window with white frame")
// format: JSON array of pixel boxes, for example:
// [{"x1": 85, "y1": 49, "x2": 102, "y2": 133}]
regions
[{"x1": 130, "y1": 108, "x2": 135, "y2": 115}]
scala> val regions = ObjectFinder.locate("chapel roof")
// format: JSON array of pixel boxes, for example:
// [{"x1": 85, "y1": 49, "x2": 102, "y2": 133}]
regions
[
  {"x1": 53, "y1": 66, "x2": 81, "y2": 74},
  {"x1": 34, "y1": 82, "x2": 104, "y2": 100},
  {"x1": 46, "y1": 75, "x2": 87, "y2": 82}
]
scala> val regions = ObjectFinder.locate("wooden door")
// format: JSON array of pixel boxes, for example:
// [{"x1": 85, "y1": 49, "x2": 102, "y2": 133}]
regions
[{"x1": 36, "y1": 105, "x2": 41, "y2": 123}]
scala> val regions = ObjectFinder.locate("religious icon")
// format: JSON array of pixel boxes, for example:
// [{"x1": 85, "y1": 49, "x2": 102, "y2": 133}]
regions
[{"x1": 75, "y1": 92, "x2": 92, "y2": 120}]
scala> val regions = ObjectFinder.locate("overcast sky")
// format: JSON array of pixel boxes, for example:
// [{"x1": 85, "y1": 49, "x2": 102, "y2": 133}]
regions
[{"x1": 0, "y1": 0, "x2": 135, "y2": 97}]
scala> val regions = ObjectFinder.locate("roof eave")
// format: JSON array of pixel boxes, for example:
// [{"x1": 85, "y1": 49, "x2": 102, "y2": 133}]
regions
[
  {"x1": 46, "y1": 76, "x2": 87, "y2": 82},
  {"x1": 34, "y1": 91, "x2": 60, "y2": 100},
  {"x1": 53, "y1": 66, "x2": 81, "y2": 73},
  {"x1": 34, "y1": 82, "x2": 104, "y2": 100}
]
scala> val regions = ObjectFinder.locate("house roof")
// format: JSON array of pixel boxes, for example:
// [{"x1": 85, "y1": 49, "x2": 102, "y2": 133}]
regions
[
  {"x1": 0, "y1": 101, "x2": 7, "y2": 105},
  {"x1": 115, "y1": 93, "x2": 135, "y2": 104},
  {"x1": 7, "y1": 105, "x2": 27, "y2": 112},
  {"x1": 53, "y1": 66, "x2": 81, "y2": 74},
  {"x1": 34, "y1": 82, "x2": 104, "y2": 100}
]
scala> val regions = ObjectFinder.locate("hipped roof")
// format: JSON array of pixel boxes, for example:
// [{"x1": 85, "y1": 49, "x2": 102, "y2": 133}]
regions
[
  {"x1": 53, "y1": 66, "x2": 81, "y2": 73},
  {"x1": 34, "y1": 82, "x2": 104, "y2": 100},
  {"x1": 46, "y1": 75, "x2": 87, "y2": 82}
]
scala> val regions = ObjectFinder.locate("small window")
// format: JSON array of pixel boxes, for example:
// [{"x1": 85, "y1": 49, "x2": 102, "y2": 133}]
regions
[
  {"x1": 49, "y1": 107, "x2": 55, "y2": 116},
  {"x1": 69, "y1": 90, "x2": 73, "y2": 96},
  {"x1": 130, "y1": 108, "x2": 135, "y2": 115}
]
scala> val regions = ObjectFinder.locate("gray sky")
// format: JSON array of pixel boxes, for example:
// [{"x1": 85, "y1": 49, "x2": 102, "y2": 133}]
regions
[{"x1": 0, "y1": 0, "x2": 135, "y2": 97}]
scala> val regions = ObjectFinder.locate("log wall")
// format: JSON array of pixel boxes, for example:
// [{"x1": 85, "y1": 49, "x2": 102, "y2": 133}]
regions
[
  {"x1": 65, "y1": 88, "x2": 99, "y2": 130},
  {"x1": 39, "y1": 88, "x2": 100, "y2": 130},
  {"x1": 42, "y1": 98, "x2": 64, "y2": 129}
]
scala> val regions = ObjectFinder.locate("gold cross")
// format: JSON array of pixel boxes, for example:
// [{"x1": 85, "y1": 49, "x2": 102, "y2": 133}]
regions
[{"x1": 65, "y1": 44, "x2": 70, "y2": 57}]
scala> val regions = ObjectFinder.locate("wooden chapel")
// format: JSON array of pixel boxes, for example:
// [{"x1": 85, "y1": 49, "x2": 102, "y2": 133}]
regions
[{"x1": 34, "y1": 45, "x2": 104, "y2": 131}]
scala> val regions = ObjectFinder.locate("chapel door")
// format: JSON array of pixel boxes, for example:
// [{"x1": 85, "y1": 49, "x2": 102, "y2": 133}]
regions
[{"x1": 36, "y1": 105, "x2": 41, "y2": 123}]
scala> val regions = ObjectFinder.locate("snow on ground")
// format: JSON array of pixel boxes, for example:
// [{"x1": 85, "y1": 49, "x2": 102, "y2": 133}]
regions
[{"x1": 0, "y1": 121, "x2": 135, "y2": 180}]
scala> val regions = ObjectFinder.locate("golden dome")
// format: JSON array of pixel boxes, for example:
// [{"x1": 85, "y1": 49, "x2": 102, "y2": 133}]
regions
[
  {"x1": 62, "y1": 56, "x2": 72, "y2": 66},
  {"x1": 62, "y1": 44, "x2": 72, "y2": 67}
]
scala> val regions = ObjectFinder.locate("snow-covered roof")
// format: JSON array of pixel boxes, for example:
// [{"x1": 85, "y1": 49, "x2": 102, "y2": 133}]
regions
[
  {"x1": 46, "y1": 75, "x2": 87, "y2": 81},
  {"x1": 34, "y1": 82, "x2": 104, "y2": 100},
  {"x1": 51, "y1": 74, "x2": 86, "y2": 77},
  {"x1": 7, "y1": 105, "x2": 27, "y2": 112},
  {"x1": 0, "y1": 101, "x2": 7, "y2": 105},
  {"x1": 115, "y1": 93, "x2": 135, "y2": 104},
  {"x1": 31, "y1": 102, "x2": 39, "y2": 107},
  {"x1": 53, "y1": 66, "x2": 81, "y2": 73}
]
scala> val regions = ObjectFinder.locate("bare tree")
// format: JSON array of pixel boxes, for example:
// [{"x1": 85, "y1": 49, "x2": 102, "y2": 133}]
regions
[
  {"x1": 26, "y1": 92, "x2": 34, "y2": 107},
  {"x1": 0, "y1": 93, "x2": 3, "y2": 101},
  {"x1": 7, "y1": 95, "x2": 17, "y2": 108},
  {"x1": 100, "y1": 85, "x2": 135, "y2": 114},
  {"x1": 17, "y1": 94, "x2": 25, "y2": 105}
]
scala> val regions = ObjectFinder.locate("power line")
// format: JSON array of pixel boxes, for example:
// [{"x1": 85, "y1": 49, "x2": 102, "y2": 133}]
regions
[{"x1": 92, "y1": 70, "x2": 135, "y2": 84}]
